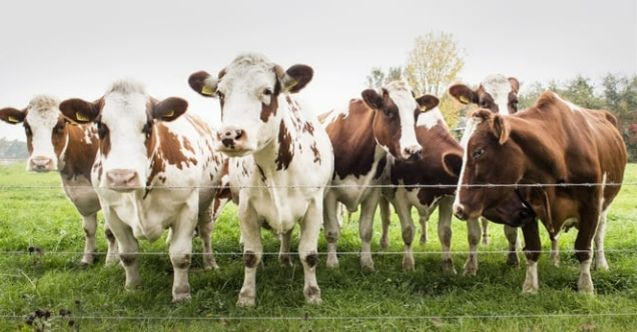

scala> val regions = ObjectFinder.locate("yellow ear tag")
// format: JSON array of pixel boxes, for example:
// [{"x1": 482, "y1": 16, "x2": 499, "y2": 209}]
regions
[
  {"x1": 75, "y1": 112, "x2": 89, "y2": 122},
  {"x1": 284, "y1": 79, "x2": 298, "y2": 91},
  {"x1": 201, "y1": 86, "x2": 215, "y2": 96},
  {"x1": 459, "y1": 96, "x2": 470, "y2": 104},
  {"x1": 163, "y1": 110, "x2": 175, "y2": 118},
  {"x1": 7, "y1": 115, "x2": 20, "y2": 123}
]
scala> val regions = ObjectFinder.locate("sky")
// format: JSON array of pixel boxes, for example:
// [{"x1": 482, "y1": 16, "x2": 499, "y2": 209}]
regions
[{"x1": 0, "y1": 0, "x2": 635, "y2": 140}]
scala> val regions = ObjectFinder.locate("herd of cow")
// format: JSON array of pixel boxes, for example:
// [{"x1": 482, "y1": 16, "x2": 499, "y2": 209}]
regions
[{"x1": 0, "y1": 53, "x2": 627, "y2": 306}]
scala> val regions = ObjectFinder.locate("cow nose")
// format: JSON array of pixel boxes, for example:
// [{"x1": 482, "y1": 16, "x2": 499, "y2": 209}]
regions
[
  {"x1": 106, "y1": 169, "x2": 140, "y2": 190},
  {"x1": 453, "y1": 203, "x2": 468, "y2": 220},
  {"x1": 220, "y1": 127, "x2": 245, "y2": 148},
  {"x1": 30, "y1": 156, "x2": 54, "y2": 172},
  {"x1": 403, "y1": 145, "x2": 422, "y2": 160}
]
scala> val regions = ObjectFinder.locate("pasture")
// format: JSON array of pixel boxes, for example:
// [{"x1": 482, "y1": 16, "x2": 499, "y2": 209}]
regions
[{"x1": 0, "y1": 162, "x2": 635, "y2": 331}]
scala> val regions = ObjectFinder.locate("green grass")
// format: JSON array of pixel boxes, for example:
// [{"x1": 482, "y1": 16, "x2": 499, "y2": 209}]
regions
[{"x1": 0, "y1": 162, "x2": 636, "y2": 331}]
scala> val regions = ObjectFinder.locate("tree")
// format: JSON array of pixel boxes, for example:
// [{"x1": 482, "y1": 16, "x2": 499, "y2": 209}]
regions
[
  {"x1": 365, "y1": 66, "x2": 404, "y2": 89},
  {"x1": 404, "y1": 32, "x2": 465, "y2": 128}
]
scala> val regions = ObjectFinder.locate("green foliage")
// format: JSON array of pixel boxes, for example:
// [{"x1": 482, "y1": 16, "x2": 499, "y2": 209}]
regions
[
  {"x1": 0, "y1": 162, "x2": 636, "y2": 330},
  {"x1": 365, "y1": 66, "x2": 404, "y2": 89}
]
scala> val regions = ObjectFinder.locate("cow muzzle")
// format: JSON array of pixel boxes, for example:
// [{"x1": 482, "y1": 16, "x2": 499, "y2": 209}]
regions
[
  {"x1": 217, "y1": 126, "x2": 252, "y2": 156},
  {"x1": 29, "y1": 156, "x2": 55, "y2": 172},
  {"x1": 105, "y1": 169, "x2": 140, "y2": 192},
  {"x1": 401, "y1": 145, "x2": 423, "y2": 162}
]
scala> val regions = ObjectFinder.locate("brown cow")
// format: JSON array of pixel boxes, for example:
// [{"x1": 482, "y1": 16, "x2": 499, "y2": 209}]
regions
[{"x1": 451, "y1": 91, "x2": 627, "y2": 294}]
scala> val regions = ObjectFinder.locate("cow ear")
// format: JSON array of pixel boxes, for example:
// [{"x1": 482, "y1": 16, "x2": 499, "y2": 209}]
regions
[
  {"x1": 448, "y1": 84, "x2": 478, "y2": 105},
  {"x1": 59, "y1": 98, "x2": 101, "y2": 124},
  {"x1": 416, "y1": 95, "x2": 439, "y2": 111},
  {"x1": 277, "y1": 64, "x2": 314, "y2": 93},
  {"x1": 189, "y1": 71, "x2": 218, "y2": 97},
  {"x1": 492, "y1": 114, "x2": 510, "y2": 145},
  {"x1": 361, "y1": 89, "x2": 384, "y2": 110},
  {"x1": 153, "y1": 97, "x2": 188, "y2": 122},
  {"x1": 0, "y1": 107, "x2": 26, "y2": 124},
  {"x1": 508, "y1": 77, "x2": 520, "y2": 93},
  {"x1": 470, "y1": 108, "x2": 493, "y2": 123},
  {"x1": 442, "y1": 152, "x2": 463, "y2": 177}
]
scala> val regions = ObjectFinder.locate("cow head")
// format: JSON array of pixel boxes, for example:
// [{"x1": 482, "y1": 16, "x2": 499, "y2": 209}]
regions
[
  {"x1": 0, "y1": 96, "x2": 70, "y2": 172},
  {"x1": 449, "y1": 74, "x2": 520, "y2": 115},
  {"x1": 59, "y1": 80, "x2": 188, "y2": 192},
  {"x1": 448, "y1": 109, "x2": 535, "y2": 227},
  {"x1": 361, "y1": 81, "x2": 439, "y2": 161},
  {"x1": 188, "y1": 53, "x2": 313, "y2": 157}
]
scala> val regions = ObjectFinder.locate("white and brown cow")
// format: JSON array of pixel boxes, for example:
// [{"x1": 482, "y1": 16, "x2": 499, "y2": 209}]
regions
[
  {"x1": 189, "y1": 53, "x2": 333, "y2": 307},
  {"x1": 449, "y1": 74, "x2": 529, "y2": 266},
  {"x1": 380, "y1": 99, "x2": 484, "y2": 275},
  {"x1": 321, "y1": 81, "x2": 438, "y2": 271},
  {"x1": 59, "y1": 80, "x2": 224, "y2": 302},
  {"x1": 452, "y1": 91, "x2": 627, "y2": 294},
  {"x1": 0, "y1": 96, "x2": 118, "y2": 266}
]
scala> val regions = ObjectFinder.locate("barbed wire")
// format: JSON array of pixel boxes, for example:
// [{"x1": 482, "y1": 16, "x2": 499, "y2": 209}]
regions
[
  {"x1": 0, "y1": 182, "x2": 636, "y2": 190},
  {"x1": 2, "y1": 248, "x2": 634, "y2": 256}
]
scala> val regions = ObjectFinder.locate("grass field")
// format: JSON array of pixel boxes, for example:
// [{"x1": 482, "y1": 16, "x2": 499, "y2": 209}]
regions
[{"x1": 0, "y1": 162, "x2": 635, "y2": 331}]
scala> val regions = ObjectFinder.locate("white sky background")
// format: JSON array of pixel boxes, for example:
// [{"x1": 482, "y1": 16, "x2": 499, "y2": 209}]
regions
[{"x1": 0, "y1": 0, "x2": 635, "y2": 140}]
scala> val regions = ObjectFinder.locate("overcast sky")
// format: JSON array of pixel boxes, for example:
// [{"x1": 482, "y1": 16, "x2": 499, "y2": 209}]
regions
[{"x1": 1, "y1": 0, "x2": 635, "y2": 140}]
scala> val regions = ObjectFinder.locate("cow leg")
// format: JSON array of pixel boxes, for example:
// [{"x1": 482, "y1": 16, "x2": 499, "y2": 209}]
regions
[
  {"x1": 463, "y1": 217, "x2": 481, "y2": 276},
  {"x1": 379, "y1": 196, "x2": 391, "y2": 250},
  {"x1": 504, "y1": 225, "x2": 520, "y2": 267},
  {"x1": 198, "y1": 206, "x2": 218, "y2": 270},
  {"x1": 393, "y1": 197, "x2": 415, "y2": 271},
  {"x1": 299, "y1": 198, "x2": 323, "y2": 305},
  {"x1": 237, "y1": 207, "x2": 262, "y2": 308},
  {"x1": 593, "y1": 208, "x2": 609, "y2": 271},
  {"x1": 576, "y1": 208, "x2": 600, "y2": 294},
  {"x1": 105, "y1": 209, "x2": 141, "y2": 290},
  {"x1": 279, "y1": 229, "x2": 293, "y2": 267},
  {"x1": 419, "y1": 213, "x2": 429, "y2": 245},
  {"x1": 323, "y1": 192, "x2": 340, "y2": 268},
  {"x1": 438, "y1": 196, "x2": 456, "y2": 274},
  {"x1": 104, "y1": 223, "x2": 120, "y2": 266},
  {"x1": 80, "y1": 213, "x2": 98, "y2": 266},
  {"x1": 521, "y1": 220, "x2": 541, "y2": 294},
  {"x1": 169, "y1": 210, "x2": 197, "y2": 302},
  {"x1": 359, "y1": 190, "x2": 380, "y2": 271},
  {"x1": 550, "y1": 236, "x2": 560, "y2": 267},
  {"x1": 480, "y1": 217, "x2": 490, "y2": 245}
]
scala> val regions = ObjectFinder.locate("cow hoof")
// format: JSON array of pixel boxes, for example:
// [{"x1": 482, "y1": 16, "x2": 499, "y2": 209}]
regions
[
  {"x1": 203, "y1": 262, "x2": 220, "y2": 271},
  {"x1": 419, "y1": 235, "x2": 428, "y2": 245},
  {"x1": 521, "y1": 287, "x2": 538, "y2": 295},
  {"x1": 463, "y1": 262, "x2": 477, "y2": 277},
  {"x1": 481, "y1": 236, "x2": 490, "y2": 245},
  {"x1": 402, "y1": 257, "x2": 415, "y2": 271},
  {"x1": 360, "y1": 259, "x2": 375, "y2": 272},
  {"x1": 506, "y1": 253, "x2": 520, "y2": 267},
  {"x1": 326, "y1": 256, "x2": 339, "y2": 269},
  {"x1": 80, "y1": 255, "x2": 94, "y2": 266},
  {"x1": 306, "y1": 296, "x2": 323, "y2": 305},
  {"x1": 578, "y1": 278, "x2": 595, "y2": 295},
  {"x1": 442, "y1": 259, "x2": 457, "y2": 275},
  {"x1": 279, "y1": 255, "x2": 293, "y2": 267},
  {"x1": 304, "y1": 286, "x2": 322, "y2": 305},
  {"x1": 593, "y1": 259, "x2": 609, "y2": 271},
  {"x1": 172, "y1": 293, "x2": 192, "y2": 303},
  {"x1": 237, "y1": 296, "x2": 256, "y2": 308}
]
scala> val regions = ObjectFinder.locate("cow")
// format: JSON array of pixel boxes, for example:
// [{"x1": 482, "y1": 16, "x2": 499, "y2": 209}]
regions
[
  {"x1": 321, "y1": 80, "x2": 438, "y2": 271},
  {"x1": 188, "y1": 53, "x2": 333, "y2": 307},
  {"x1": 449, "y1": 74, "x2": 536, "y2": 267},
  {"x1": 0, "y1": 96, "x2": 118, "y2": 266},
  {"x1": 58, "y1": 80, "x2": 224, "y2": 302},
  {"x1": 378, "y1": 97, "x2": 485, "y2": 275},
  {"x1": 451, "y1": 91, "x2": 627, "y2": 294}
]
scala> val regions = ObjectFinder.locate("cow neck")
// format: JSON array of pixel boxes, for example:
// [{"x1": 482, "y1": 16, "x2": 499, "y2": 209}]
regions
[
  {"x1": 331, "y1": 100, "x2": 384, "y2": 179},
  {"x1": 59, "y1": 124, "x2": 98, "y2": 181}
]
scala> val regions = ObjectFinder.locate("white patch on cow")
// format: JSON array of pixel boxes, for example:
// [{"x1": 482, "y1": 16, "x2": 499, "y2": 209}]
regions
[
  {"x1": 481, "y1": 74, "x2": 514, "y2": 115},
  {"x1": 320, "y1": 102, "x2": 350, "y2": 127},
  {"x1": 452, "y1": 116, "x2": 482, "y2": 210},
  {"x1": 522, "y1": 259, "x2": 539, "y2": 293},
  {"x1": 384, "y1": 81, "x2": 420, "y2": 159},
  {"x1": 416, "y1": 107, "x2": 445, "y2": 129},
  {"x1": 552, "y1": 92, "x2": 580, "y2": 112},
  {"x1": 24, "y1": 95, "x2": 62, "y2": 170},
  {"x1": 98, "y1": 80, "x2": 151, "y2": 185}
]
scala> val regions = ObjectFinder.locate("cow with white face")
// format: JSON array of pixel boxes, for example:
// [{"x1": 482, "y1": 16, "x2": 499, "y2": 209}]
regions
[
  {"x1": 321, "y1": 81, "x2": 437, "y2": 271},
  {"x1": 189, "y1": 53, "x2": 333, "y2": 307},
  {"x1": 448, "y1": 74, "x2": 530, "y2": 267},
  {"x1": 59, "y1": 80, "x2": 224, "y2": 302},
  {"x1": 0, "y1": 96, "x2": 118, "y2": 266}
]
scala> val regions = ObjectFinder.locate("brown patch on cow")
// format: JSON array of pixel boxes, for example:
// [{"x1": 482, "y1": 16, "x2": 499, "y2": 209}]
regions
[
  {"x1": 275, "y1": 120, "x2": 294, "y2": 170},
  {"x1": 374, "y1": 156, "x2": 386, "y2": 179},
  {"x1": 260, "y1": 82, "x2": 280, "y2": 122},
  {"x1": 257, "y1": 165, "x2": 267, "y2": 182},
  {"x1": 60, "y1": 123, "x2": 99, "y2": 180},
  {"x1": 184, "y1": 114, "x2": 213, "y2": 137},
  {"x1": 310, "y1": 142, "x2": 321, "y2": 164},
  {"x1": 305, "y1": 252, "x2": 319, "y2": 268},
  {"x1": 244, "y1": 251, "x2": 258, "y2": 268},
  {"x1": 105, "y1": 228, "x2": 115, "y2": 242},
  {"x1": 303, "y1": 122, "x2": 315, "y2": 135}
]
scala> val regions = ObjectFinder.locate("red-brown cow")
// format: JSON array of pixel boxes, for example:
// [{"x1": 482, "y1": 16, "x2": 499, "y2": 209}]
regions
[{"x1": 451, "y1": 91, "x2": 627, "y2": 294}]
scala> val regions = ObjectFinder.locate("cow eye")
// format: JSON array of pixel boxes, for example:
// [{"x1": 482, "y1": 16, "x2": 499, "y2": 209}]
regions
[
  {"x1": 384, "y1": 110, "x2": 394, "y2": 119},
  {"x1": 472, "y1": 147, "x2": 485, "y2": 159},
  {"x1": 217, "y1": 91, "x2": 225, "y2": 100},
  {"x1": 480, "y1": 100, "x2": 491, "y2": 108},
  {"x1": 263, "y1": 88, "x2": 272, "y2": 96},
  {"x1": 97, "y1": 122, "x2": 109, "y2": 139}
]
